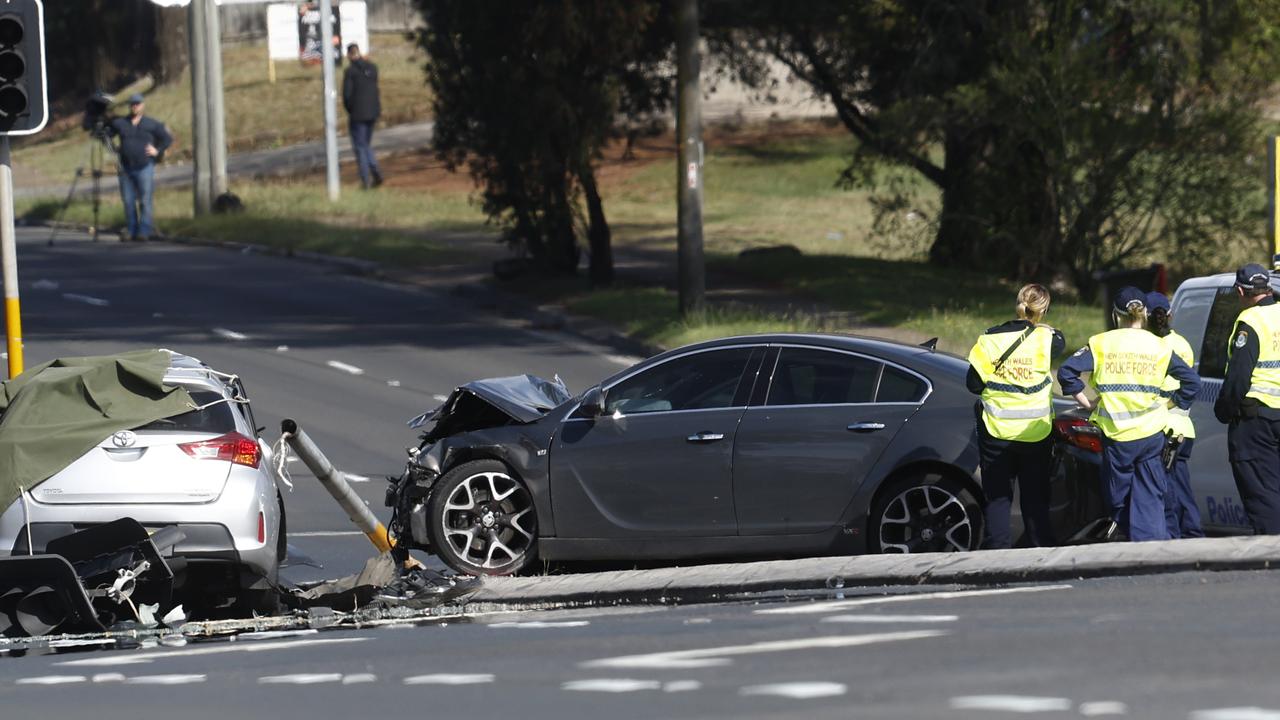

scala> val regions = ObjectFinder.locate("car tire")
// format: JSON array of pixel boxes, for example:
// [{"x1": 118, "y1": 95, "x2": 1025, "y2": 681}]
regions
[
  {"x1": 427, "y1": 459, "x2": 538, "y2": 576},
  {"x1": 870, "y1": 470, "x2": 982, "y2": 553}
]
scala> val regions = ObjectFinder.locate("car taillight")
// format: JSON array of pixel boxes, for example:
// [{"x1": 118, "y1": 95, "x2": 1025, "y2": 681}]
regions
[
  {"x1": 179, "y1": 432, "x2": 261, "y2": 468},
  {"x1": 1053, "y1": 417, "x2": 1102, "y2": 453}
]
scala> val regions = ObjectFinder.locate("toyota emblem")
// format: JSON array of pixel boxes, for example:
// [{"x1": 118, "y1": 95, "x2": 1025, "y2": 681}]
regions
[{"x1": 111, "y1": 430, "x2": 137, "y2": 448}]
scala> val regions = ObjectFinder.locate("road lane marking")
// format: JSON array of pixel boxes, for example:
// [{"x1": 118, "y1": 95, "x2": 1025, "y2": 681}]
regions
[
  {"x1": 387, "y1": 379, "x2": 401, "y2": 387},
  {"x1": 344, "y1": 473, "x2": 372, "y2": 483},
  {"x1": 1191, "y1": 710, "x2": 1280, "y2": 720},
  {"x1": 822, "y1": 614, "x2": 958, "y2": 624},
  {"x1": 433, "y1": 394, "x2": 450, "y2": 402},
  {"x1": 92, "y1": 673, "x2": 126, "y2": 683},
  {"x1": 127, "y1": 675, "x2": 207, "y2": 685},
  {"x1": 563, "y1": 679, "x2": 662, "y2": 693},
  {"x1": 15, "y1": 676, "x2": 86, "y2": 685},
  {"x1": 32, "y1": 279, "x2": 58, "y2": 290},
  {"x1": 212, "y1": 327, "x2": 249, "y2": 341},
  {"x1": 756, "y1": 584, "x2": 1073, "y2": 615},
  {"x1": 584, "y1": 630, "x2": 946, "y2": 669},
  {"x1": 343, "y1": 674, "x2": 377, "y2": 684},
  {"x1": 327, "y1": 360, "x2": 365, "y2": 375},
  {"x1": 57, "y1": 637, "x2": 369, "y2": 667},
  {"x1": 259, "y1": 674, "x2": 344, "y2": 685},
  {"x1": 664, "y1": 680, "x2": 702, "y2": 693},
  {"x1": 403, "y1": 674, "x2": 494, "y2": 685},
  {"x1": 950, "y1": 695, "x2": 1072, "y2": 712},
  {"x1": 62, "y1": 293, "x2": 110, "y2": 307},
  {"x1": 605, "y1": 354, "x2": 642, "y2": 367},
  {"x1": 276, "y1": 345, "x2": 289, "y2": 352},
  {"x1": 289, "y1": 530, "x2": 364, "y2": 537},
  {"x1": 741, "y1": 682, "x2": 847, "y2": 699},
  {"x1": 489, "y1": 621, "x2": 590, "y2": 629},
  {"x1": 1080, "y1": 701, "x2": 1128, "y2": 716}
]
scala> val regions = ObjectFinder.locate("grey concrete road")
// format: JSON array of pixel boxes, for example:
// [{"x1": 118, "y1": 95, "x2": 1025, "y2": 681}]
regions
[
  {"x1": 2, "y1": 570, "x2": 1278, "y2": 719},
  {"x1": 7, "y1": 226, "x2": 634, "y2": 580}
]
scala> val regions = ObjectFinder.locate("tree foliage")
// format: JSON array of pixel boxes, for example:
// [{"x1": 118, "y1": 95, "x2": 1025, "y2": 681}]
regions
[
  {"x1": 415, "y1": 0, "x2": 673, "y2": 285},
  {"x1": 711, "y1": 0, "x2": 1280, "y2": 291}
]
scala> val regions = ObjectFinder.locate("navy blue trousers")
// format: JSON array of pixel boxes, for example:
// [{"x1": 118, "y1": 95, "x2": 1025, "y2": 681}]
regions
[
  {"x1": 1164, "y1": 438, "x2": 1203, "y2": 539},
  {"x1": 1228, "y1": 415, "x2": 1280, "y2": 534},
  {"x1": 1101, "y1": 433, "x2": 1168, "y2": 542},
  {"x1": 977, "y1": 424, "x2": 1055, "y2": 549}
]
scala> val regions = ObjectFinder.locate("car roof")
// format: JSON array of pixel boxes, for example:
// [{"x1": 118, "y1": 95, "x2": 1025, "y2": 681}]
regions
[{"x1": 160, "y1": 351, "x2": 235, "y2": 394}]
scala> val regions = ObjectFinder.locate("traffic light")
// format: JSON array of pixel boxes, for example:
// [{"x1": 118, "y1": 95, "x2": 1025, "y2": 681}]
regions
[{"x1": 0, "y1": 0, "x2": 45, "y2": 136}]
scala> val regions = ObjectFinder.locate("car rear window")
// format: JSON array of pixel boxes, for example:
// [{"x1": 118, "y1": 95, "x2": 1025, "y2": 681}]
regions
[
  {"x1": 877, "y1": 367, "x2": 928, "y2": 403},
  {"x1": 134, "y1": 390, "x2": 237, "y2": 434}
]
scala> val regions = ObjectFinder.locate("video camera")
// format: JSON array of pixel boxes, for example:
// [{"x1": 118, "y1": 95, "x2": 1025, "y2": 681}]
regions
[{"x1": 81, "y1": 91, "x2": 112, "y2": 139}]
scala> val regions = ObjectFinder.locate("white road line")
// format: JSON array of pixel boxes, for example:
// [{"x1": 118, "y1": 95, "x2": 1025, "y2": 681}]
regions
[
  {"x1": 236, "y1": 629, "x2": 319, "y2": 641},
  {"x1": 212, "y1": 327, "x2": 249, "y2": 341},
  {"x1": 488, "y1": 621, "x2": 590, "y2": 629},
  {"x1": 58, "y1": 637, "x2": 369, "y2": 667},
  {"x1": 403, "y1": 674, "x2": 494, "y2": 685},
  {"x1": 342, "y1": 674, "x2": 377, "y2": 684},
  {"x1": 276, "y1": 345, "x2": 289, "y2": 352},
  {"x1": 289, "y1": 530, "x2": 364, "y2": 537},
  {"x1": 605, "y1": 354, "x2": 642, "y2": 366},
  {"x1": 584, "y1": 630, "x2": 946, "y2": 669},
  {"x1": 62, "y1": 293, "x2": 110, "y2": 307},
  {"x1": 15, "y1": 676, "x2": 86, "y2": 685},
  {"x1": 664, "y1": 680, "x2": 702, "y2": 693},
  {"x1": 387, "y1": 379, "x2": 401, "y2": 387},
  {"x1": 741, "y1": 682, "x2": 847, "y2": 699},
  {"x1": 32, "y1": 279, "x2": 58, "y2": 290},
  {"x1": 1191, "y1": 710, "x2": 1280, "y2": 720},
  {"x1": 822, "y1": 614, "x2": 958, "y2": 624},
  {"x1": 344, "y1": 473, "x2": 372, "y2": 483},
  {"x1": 1080, "y1": 701, "x2": 1129, "y2": 716},
  {"x1": 92, "y1": 673, "x2": 126, "y2": 683},
  {"x1": 950, "y1": 695, "x2": 1073, "y2": 712},
  {"x1": 259, "y1": 673, "x2": 344, "y2": 685},
  {"x1": 433, "y1": 394, "x2": 450, "y2": 402},
  {"x1": 327, "y1": 360, "x2": 365, "y2": 375},
  {"x1": 563, "y1": 679, "x2": 662, "y2": 693},
  {"x1": 756, "y1": 584, "x2": 1073, "y2": 616},
  {"x1": 127, "y1": 675, "x2": 207, "y2": 685}
]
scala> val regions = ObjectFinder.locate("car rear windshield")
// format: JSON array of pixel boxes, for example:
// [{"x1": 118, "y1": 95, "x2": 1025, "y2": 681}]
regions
[{"x1": 133, "y1": 390, "x2": 237, "y2": 434}]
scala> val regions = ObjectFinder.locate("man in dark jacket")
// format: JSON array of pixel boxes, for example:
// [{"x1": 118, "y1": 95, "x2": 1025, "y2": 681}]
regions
[
  {"x1": 342, "y1": 43, "x2": 383, "y2": 189},
  {"x1": 107, "y1": 94, "x2": 172, "y2": 241}
]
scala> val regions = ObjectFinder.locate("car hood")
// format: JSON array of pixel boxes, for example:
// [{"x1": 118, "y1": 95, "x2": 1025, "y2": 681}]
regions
[{"x1": 410, "y1": 374, "x2": 572, "y2": 440}]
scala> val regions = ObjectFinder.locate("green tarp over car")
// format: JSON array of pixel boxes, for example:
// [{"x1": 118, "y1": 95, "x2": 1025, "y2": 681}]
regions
[{"x1": 0, "y1": 350, "x2": 195, "y2": 511}]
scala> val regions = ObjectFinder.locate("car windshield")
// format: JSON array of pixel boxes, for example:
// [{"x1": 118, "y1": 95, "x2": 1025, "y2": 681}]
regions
[{"x1": 133, "y1": 389, "x2": 237, "y2": 434}]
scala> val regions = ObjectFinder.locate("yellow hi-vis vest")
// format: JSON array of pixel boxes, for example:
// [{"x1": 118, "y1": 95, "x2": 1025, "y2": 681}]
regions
[
  {"x1": 1231, "y1": 303, "x2": 1280, "y2": 409},
  {"x1": 968, "y1": 325, "x2": 1054, "y2": 442},
  {"x1": 1088, "y1": 328, "x2": 1172, "y2": 442},
  {"x1": 1160, "y1": 330, "x2": 1196, "y2": 439}
]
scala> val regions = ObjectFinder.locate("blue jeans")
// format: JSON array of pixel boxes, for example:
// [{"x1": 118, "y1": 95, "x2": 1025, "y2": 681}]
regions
[
  {"x1": 349, "y1": 120, "x2": 381, "y2": 187},
  {"x1": 1101, "y1": 433, "x2": 1169, "y2": 541},
  {"x1": 119, "y1": 163, "x2": 155, "y2": 239}
]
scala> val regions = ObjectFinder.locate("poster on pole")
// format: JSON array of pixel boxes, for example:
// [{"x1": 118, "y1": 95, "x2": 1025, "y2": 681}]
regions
[
  {"x1": 338, "y1": 1, "x2": 368, "y2": 56},
  {"x1": 266, "y1": 4, "x2": 298, "y2": 60}
]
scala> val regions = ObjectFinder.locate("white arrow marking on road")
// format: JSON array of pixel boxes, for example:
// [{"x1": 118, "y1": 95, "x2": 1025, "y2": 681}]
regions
[
  {"x1": 15, "y1": 676, "x2": 86, "y2": 685},
  {"x1": 584, "y1": 630, "x2": 946, "y2": 669},
  {"x1": 950, "y1": 696, "x2": 1073, "y2": 712},
  {"x1": 1191, "y1": 710, "x2": 1280, "y2": 720},
  {"x1": 58, "y1": 637, "x2": 369, "y2": 667},
  {"x1": 741, "y1": 682, "x2": 847, "y2": 699},
  {"x1": 1080, "y1": 701, "x2": 1129, "y2": 716},
  {"x1": 403, "y1": 674, "x2": 494, "y2": 685},
  {"x1": 756, "y1": 584, "x2": 1073, "y2": 615},
  {"x1": 327, "y1": 360, "x2": 365, "y2": 375},
  {"x1": 62, "y1": 293, "x2": 110, "y2": 307},
  {"x1": 259, "y1": 674, "x2": 344, "y2": 685},
  {"x1": 126, "y1": 674, "x2": 207, "y2": 685},
  {"x1": 212, "y1": 327, "x2": 250, "y2": 341},
  {"x1": 563, "y1": 679, "x2": 662, "y2": 693},
  {"x1": 822, "y1": 614, "x2": 959, "y2": 624}
]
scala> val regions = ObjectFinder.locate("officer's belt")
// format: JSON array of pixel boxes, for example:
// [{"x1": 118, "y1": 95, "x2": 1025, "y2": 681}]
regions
[
  {"x1": 981, "y1": 401, "x2": 1051, "y2": 420},
  {"x1": 983, "y1": 377, "x2": 1052, "y2": 394}
]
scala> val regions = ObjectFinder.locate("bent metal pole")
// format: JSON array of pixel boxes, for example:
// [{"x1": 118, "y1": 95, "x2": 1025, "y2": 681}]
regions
[
  {"x1": 280, "y1": 419, "x2": 392, "y2": 553},
  {"x1": 0, "y1": 137, "x2": 22, "y2": 378}
]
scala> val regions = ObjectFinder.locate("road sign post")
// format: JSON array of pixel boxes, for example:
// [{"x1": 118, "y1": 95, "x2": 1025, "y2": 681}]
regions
[{"x1": 319, "y1": 0, "x2": 340, "y2": 202}]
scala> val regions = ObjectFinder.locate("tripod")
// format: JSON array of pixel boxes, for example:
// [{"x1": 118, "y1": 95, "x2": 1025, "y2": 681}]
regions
[{"x1": 46, "y1": 131, "x2": 117, "y2": 246}]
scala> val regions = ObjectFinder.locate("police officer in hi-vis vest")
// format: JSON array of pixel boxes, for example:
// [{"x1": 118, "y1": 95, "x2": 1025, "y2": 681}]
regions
[
  {"x1": 1146, "y1": 291, "x2": 1204, "y2": 538},
  {"x1": 966, "y1": 284, "x2": 1065, "y2": 548},
  {"x1": 1214, "y1": 263, "x2": 1280, "y2": 534},
  {"x1": 1058, "y1": 287, "x2": 1200, "y2": 541}
]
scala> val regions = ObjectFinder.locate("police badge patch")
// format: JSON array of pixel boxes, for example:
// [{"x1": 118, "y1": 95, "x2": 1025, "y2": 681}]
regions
[{"x1": 1236, "y1": 330, "x2": 1249, "y2": 348}]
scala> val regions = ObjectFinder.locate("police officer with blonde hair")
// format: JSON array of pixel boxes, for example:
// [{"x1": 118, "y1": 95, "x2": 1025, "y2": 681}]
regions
[
  {"x1": 967, "y1": 283, "x2": 1064, "y2": 548},
  {"x1": 1215, "y1": 263, "x2": 1280, "y2": 534},
  {"x1": 1059, "y1": 287, "x2": 1200, "y2": 541}
]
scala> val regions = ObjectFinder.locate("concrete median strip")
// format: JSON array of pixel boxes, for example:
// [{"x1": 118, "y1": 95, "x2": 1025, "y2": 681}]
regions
[{"x1": 468, "y1": 535, "x2": 1280, "y2": 607}]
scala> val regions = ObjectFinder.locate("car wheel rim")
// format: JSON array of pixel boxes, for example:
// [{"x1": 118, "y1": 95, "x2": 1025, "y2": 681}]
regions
[
  {"x1": 879, "y1": 484, "x2": 973, "y2": 553},
  {"x1": 441, "y1": 471, "x2": 535, "y2": 570}
]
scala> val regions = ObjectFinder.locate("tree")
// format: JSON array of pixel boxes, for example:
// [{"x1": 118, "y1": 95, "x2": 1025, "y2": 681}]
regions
[
  {"x1": 415, "y1": 0, "x2": 673, "y2": 285},
  {"x1": 711, "y1": 0, "x2": 1280, "y2": 291}
]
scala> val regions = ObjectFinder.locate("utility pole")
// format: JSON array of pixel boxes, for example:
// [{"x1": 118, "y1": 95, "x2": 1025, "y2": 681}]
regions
[
  {"x1": 319, "y1": 0, "x2": 340, "y2": 202},
  {"x1": 675, "y1": 0, "x2": 704, "y2": 315},
  {"x1": 0, "y1": 140, "x2": 21, "y2": 377},
  {"x1": 204, "y1": 0, "x2": 227, "y2": 199},
  {"x1": 188, "y1": 0, "x2": 211, "y2": 215}
]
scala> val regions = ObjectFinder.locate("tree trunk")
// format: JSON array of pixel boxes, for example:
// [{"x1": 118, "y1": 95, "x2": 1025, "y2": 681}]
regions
[
  {"x1": 154, "y1": 6, "x2": 190, "y2": 85},
  {"x1": 929, "y1": 127, "x2": 988, "y2": 269},
  {"x1": 579, "y1": 167, "x2": 614, "y2": 287}
]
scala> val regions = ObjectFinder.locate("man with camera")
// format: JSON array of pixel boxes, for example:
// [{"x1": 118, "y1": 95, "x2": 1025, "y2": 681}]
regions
[{"x1": 107, "y1": 93, "x2": 172, "y2": 242}]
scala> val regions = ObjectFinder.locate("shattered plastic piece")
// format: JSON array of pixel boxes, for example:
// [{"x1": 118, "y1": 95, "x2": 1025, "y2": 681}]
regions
[
  {"x1": 136, "y1": 603, "x2": 159, "y2": 627},
  {"x1": 161, "y1": 605, "x2": 187, "y2": 629}
]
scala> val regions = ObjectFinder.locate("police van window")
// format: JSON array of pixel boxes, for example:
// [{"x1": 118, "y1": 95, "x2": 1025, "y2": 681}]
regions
[
  {"x1": 877, "y1": 366, "x2": 928, "y2": 403},
  {"x1": 765, "y1": 348, "x2": 880, "y2": 406},
  {"x1": 605, "y1": 348, "x2": 752, "y2": 415},
  {"x1": 1199, "y1": 286, "x2": 1246, "y2": 380},
  {"x1": 1170, "y1": 287, "x2": 1215, "y2": 371}
]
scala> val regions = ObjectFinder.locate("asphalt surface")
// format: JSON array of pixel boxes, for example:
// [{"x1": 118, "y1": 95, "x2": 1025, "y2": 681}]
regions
[
  {"x1": 8, "y1": 227, "x2": 631, "y2": 581},
  {"x1": 1, "y1": 570, "x2": 1278, "y2": 719}
]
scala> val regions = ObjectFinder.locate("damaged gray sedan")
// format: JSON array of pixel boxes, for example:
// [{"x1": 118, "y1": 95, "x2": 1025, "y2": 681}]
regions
[{"x1": 389, "y1": 333, "x2": 1054, "y2": 576}]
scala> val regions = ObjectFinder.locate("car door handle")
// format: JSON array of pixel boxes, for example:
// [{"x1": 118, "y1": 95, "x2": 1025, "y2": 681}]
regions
[
  {"x1": 847, "y1": 422, "x2": 886, "y2": 433},
  {"x1": 687, "y1": 432, "x2": 726, "y2": 443}
]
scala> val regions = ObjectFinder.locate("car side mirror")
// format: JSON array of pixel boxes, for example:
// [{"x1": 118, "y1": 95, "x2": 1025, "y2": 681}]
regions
[{"x1": 580, "y1": 386, "x2": 606, "y2": 417}]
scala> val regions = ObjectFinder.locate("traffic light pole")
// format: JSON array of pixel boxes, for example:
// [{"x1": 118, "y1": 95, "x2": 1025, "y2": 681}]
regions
[
  {"x1": 319, "y1": 0, "x2": 340, "y2": 202},
  {"x1": 0, "y1": 137, "x2": 23, "y2": 378}
]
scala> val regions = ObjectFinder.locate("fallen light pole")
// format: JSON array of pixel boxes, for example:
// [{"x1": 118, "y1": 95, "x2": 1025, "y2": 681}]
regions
[{"x1": 280, "y1": 419, "x2": 392, "y2": 553}]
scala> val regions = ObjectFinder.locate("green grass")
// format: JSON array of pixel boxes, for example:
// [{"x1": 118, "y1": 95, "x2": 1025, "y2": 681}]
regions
[{"x1": 13, "y1": 32, "x2": 431, "y2": 187}]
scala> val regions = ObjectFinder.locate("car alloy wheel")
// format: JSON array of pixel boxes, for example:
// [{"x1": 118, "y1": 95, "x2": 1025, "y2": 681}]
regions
[
  {"x1": 428, "y1": 460, "x2": 537, "y2": 575},
  {"x1": 873, "y1": 473, "x2": 980, "y2": 553}
]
